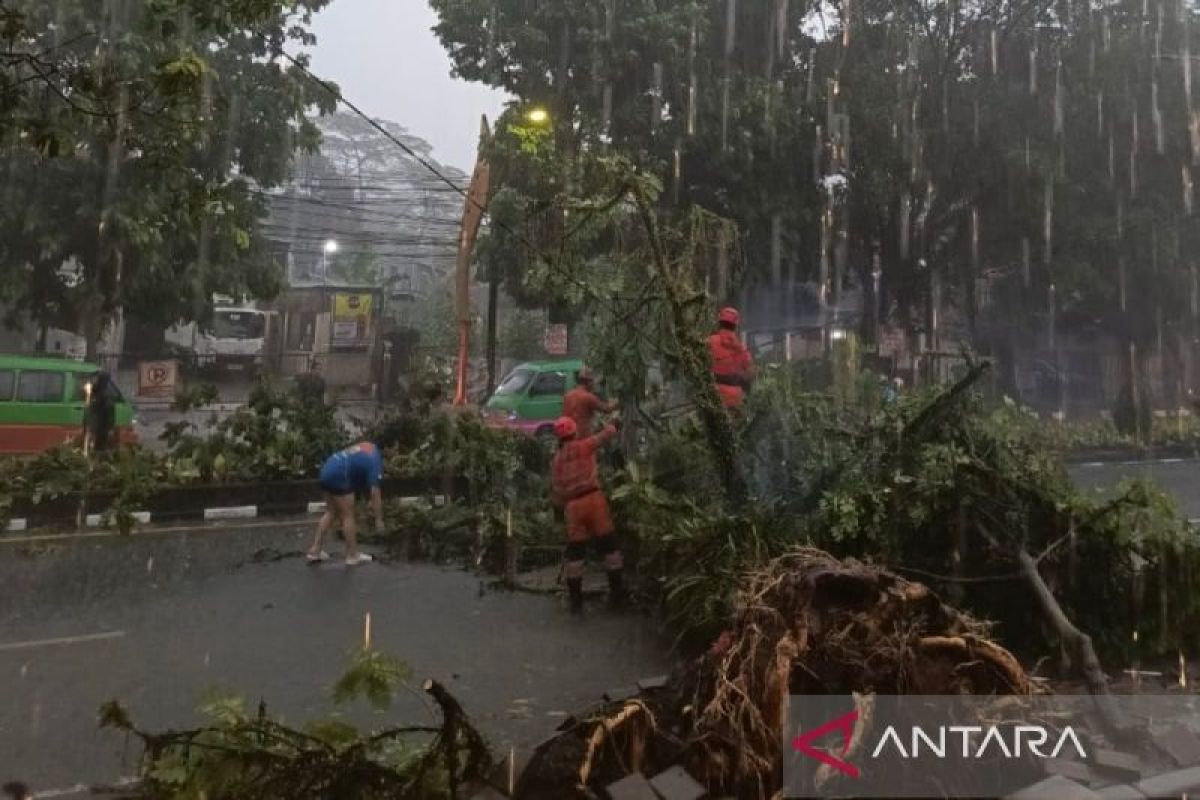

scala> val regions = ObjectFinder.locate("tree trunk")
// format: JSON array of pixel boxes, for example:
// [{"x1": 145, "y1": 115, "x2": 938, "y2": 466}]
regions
[
  {"x1": 634, "y1": 196, "x2": 746, "y2": 504},
  {"x1": 82, "y1": 302, "x2": 104, "y2": 363},
  {"x1": 1016, "y1": 547, "x2": 1130, "y2": 736}
]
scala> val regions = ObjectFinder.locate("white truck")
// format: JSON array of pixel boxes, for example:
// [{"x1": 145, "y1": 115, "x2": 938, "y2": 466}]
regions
[{"x1": 165, "y1": 298, "x2": 271, "y2": 372}]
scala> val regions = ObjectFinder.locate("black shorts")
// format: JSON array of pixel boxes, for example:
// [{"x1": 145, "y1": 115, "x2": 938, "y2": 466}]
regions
[{"x1": 320, "y1": 480, "x2": 354, "y2": 497}]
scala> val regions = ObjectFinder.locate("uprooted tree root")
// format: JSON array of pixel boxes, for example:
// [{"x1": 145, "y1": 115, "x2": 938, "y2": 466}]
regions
[{"x1": 516, "y1": 547, "x2": 1030, "y2": 799}]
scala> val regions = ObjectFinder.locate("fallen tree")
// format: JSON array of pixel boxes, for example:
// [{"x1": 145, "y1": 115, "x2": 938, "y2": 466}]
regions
[
  {"x1": 516, "y1": 548, "x2": 1029, "y2": 798},
  {"x1": 99, "y1": 648, "x2": 496, "y2": 799}
]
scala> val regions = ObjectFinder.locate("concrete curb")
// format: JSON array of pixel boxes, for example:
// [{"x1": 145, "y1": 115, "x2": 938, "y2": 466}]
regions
[{"x1": 6, "y1": 494, "x2": 453, "y2": 534}]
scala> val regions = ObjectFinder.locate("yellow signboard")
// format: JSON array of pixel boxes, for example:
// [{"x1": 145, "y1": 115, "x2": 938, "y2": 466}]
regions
[
  {"x1": 331, "y1": 292, "x2": 374, "y2": 348},
  {"x1": 334, "y1": 293, "x2": 373, "y2": 317}
]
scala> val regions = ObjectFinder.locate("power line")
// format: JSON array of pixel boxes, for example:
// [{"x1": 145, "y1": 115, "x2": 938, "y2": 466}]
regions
[{"x1": 264, "y1": 37, "x2": 678, "y2": 361}]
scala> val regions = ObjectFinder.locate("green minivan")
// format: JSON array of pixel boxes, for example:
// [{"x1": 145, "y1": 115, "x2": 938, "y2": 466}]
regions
[
  {"x1": 0, "y1": 355, "x2": 137, "y2": 454},
  {"x1": 482, "y1": 359, "x2": 584, "y2": 437}
]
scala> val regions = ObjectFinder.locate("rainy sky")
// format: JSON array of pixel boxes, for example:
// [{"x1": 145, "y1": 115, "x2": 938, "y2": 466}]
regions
[{"x1": 309, "y1": 0, "x2": 509, "y2": 171}]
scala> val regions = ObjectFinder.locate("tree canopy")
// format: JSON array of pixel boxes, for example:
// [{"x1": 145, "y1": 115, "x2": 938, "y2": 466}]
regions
[
  {"x1": 432, "y1": 0, "x2": 1200, "y2": 384},
  {"x1": 0, "y1": 0, "x2": 336, "y2": 351}
]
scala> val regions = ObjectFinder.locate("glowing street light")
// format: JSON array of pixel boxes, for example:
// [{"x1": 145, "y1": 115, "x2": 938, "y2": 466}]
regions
[
  {"x1": 526, "y1": 107, "x2": 550, "y2": 125},
  {"x1": 321, "y1": 239, "x2": 338, "y2": 286}
]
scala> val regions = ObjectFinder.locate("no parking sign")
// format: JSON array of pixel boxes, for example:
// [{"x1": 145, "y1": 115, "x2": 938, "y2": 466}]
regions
[{"x1": 137, "y1": 360, "x2": 178, "y2": 399}]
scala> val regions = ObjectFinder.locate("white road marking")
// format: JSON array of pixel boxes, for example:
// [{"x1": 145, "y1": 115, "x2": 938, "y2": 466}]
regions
[{"x1": 0, "y1": 630, "x2": 126, "y2": 653}]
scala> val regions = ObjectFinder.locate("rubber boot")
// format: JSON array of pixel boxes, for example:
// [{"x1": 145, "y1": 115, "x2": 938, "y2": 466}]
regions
[
  {"x1": 567, "y1": 577, "x2": 584, "y2": 615},
  {"x1": 606, "y1": 568, "x2": 628, "y2": 609}
]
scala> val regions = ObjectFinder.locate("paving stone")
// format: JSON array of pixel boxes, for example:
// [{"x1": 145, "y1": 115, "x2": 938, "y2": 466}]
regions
[
  {"x1": 1155, "y1": 725, "x2": 1200, "y2": 768},
  {"x1": 1095, "y1": 784, "x2": 1146, "y2": 800},
  {"x1": 604, "y1": 686, "x2": 639, "y2": 703},
  {"x1": 1044, "y1": 757, "x2": 1097, "y2": 784},
  {"x1": 1092, "y1": 749, "x2": 1145, "y2": 781},
  {"x1": 1007, "y1": 775, "x2": 1102, "y2": 800},
  {"x1": 605, "y1": 772, "x2": 658, "y2": 800},
  {"x1": 648, "y1": 765, "x2": 706, "y2": 800},
  {"x1": 637, "y1": 675, "x2": 669, "y2": 691},
  {"x1": 1135, "y1": 766, "x2": 1200, "y2": 797}
]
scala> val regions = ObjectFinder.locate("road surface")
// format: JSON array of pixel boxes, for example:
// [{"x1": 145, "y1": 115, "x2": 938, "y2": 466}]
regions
[
  {"x1": 1068, "y1": 457, "x2": 1200, "y2": 519},
  {"x1": 0, "y1": 520, "x2": 667, "y2": 794}
]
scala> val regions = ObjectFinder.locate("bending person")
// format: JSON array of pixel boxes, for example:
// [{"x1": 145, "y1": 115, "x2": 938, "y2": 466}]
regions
[{"x1": 308, "y1": 441, "x2": 384, "y2": 566}]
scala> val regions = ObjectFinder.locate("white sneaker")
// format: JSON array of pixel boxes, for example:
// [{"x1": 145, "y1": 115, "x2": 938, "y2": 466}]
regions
[
  {"x1": 306, "y1": 550, "x2": 331, "y2": 564},
  {"x1": 345, "y1": 552, "x2": 374, "y2": 566}
]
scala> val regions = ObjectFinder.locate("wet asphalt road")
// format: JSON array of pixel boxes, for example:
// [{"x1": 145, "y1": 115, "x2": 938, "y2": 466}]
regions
[
  {"x1": 1068, "y1": 457, "x2": 1200, "y2": 519},
  {"x1": 0, "y1": 521, "x2": 668, "y2": 794}
]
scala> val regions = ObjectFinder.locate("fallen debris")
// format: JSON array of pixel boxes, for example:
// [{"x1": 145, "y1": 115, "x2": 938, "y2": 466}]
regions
[{"x1": 515, "y1": 547, "x2": 1030, "y2": 798}]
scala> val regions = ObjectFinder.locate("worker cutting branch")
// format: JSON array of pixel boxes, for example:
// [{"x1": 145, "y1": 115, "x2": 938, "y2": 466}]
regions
[
  {"x1": 551, "y1": 414, "x2": 626, "y2": 615},
  {"x1": 563, "y1": 366, "x2": 617, "y2": 436},
  {"x1": 708, "y1": 307, "x2": 755, "y2": 409}
]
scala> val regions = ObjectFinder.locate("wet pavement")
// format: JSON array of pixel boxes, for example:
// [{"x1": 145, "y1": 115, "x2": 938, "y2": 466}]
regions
[
  {"x1": 1068, "y1": 457, "x2": 1200, "y2": 519},
  {"x1": 0, "y1": 521, "x2": 668, "y2": 793}
]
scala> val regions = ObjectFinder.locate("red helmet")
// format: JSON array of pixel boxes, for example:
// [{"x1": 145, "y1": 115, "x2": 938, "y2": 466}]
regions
[
  {"x1": 553, "y1": 416, "x2": 578, "y2": 440},
  {"x1": 718, "y1": 307, "x2": 741, "y2": 326},
  {"x1": 577, "y1": 366, "x2": 594, "y2": 384}
]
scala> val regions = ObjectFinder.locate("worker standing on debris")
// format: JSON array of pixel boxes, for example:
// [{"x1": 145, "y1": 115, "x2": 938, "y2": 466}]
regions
[
  {"x1": 307, "y1": 441, "x2": 384, "y2": 566},
  {"x1": 708, "y1": 307, "x2": 755, "y2": 409},
  {"x1": 551, "y1": 415, "x2": 626, "y2": 614},
  {"x1": 563, "y1": 366, "x2": 617, "y2": 436}
]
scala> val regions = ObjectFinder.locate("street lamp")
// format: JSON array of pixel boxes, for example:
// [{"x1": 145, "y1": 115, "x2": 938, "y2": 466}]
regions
[
  {"x1": 526, "y1": 107, "x2": 550, "y2": 125},
  {"x1": 321, "y1": 239, "x2": 339, "y2": 286}
]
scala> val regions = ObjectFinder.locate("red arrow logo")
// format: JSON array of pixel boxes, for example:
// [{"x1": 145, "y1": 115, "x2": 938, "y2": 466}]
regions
[{"x1": 791, "y1": 709, "x2": 861, "y2": 779}]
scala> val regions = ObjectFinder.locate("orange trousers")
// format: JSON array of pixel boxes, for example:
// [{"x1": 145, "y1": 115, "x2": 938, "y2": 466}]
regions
[{"x1": 564, "y1": 491, "x2": 613, "y2": 543}]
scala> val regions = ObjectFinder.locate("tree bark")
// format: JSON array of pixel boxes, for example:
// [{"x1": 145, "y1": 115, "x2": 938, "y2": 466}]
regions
[
  {"x1": 633, "y1": 195, "x2": 746, "y2": 504},
  {"x1": 1016, "y1": 547, "x2": 1130, "y2": 736}
]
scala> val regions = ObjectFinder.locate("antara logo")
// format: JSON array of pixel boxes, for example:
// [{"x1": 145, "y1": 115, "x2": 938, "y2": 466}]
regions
[
  {"x1": 791, "y1": 710, "x2": 1088, "y2": 778},
  {"x1": 870, "y1": 725, "x2": 1088, "y2": 760},
  {"x1": 791, "y1": 709, "x2": 861, "y2": 778}
]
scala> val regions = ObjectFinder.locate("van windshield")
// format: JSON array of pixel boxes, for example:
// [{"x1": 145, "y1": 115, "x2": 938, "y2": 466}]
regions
[
  {"x1": 211, "y1": 310, "x2": 265, "y2": 339},
  {"x1": 495, "y1": 368, "x2": 533, "y2": 396}
]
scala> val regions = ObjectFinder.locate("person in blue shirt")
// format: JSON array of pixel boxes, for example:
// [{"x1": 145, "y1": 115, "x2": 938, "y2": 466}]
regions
[{"x1": 307, "y1": 441, "x2": 385, "y2": 566}]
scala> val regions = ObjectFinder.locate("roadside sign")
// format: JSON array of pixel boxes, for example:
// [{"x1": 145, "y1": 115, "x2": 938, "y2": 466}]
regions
[
  {"x1": 137, "y1": 360, "x2": 178, "y2": 399},
  {"x1": 878, "y1": 326, "x2": 907, "y2": 358},
  {"x1": 332, "y1": 292, "x2": 374, "y2": 348},
  {"x1": 544, "y1": 324, "x2": 568, "y2": 356}
]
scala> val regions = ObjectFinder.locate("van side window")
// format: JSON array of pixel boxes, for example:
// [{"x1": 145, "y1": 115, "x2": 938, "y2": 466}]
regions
[
  {"x1": 529, "y1": 371, "x2": 566, "y2": 397},
  {"x1": 16, "y1": 371, "x2": 65, "y2": 403},
  {"x1": 0, "y1": 370, "x2": 13, "y2": 401}
]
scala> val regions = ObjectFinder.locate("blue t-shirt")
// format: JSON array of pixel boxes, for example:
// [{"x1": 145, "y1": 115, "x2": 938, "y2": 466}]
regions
[{"x1": 318, "y1": 443, "x2": 383, "y2": 494}]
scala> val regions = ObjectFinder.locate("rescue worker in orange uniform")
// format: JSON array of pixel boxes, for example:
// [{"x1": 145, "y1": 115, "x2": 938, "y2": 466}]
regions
[
  {"x1": 562, "y1": 366, "x2": 617, "y2": 437},
  {"x1": 551, "y1": 415, "x2": 626, "y2": 615},
  {"x1": 708, "y1": 306, "x2": 755, "y2": 409}
]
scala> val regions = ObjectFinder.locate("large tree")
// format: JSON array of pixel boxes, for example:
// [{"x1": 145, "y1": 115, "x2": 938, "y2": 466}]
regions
[
  {"x1": 435, "y1": 0, "x2": 1200, "y2": 414},
  {"x1": 0, "y1": 0, "x2": 335, "y2": 354}
]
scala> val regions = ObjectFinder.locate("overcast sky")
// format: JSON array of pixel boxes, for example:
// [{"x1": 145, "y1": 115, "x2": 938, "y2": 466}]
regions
[{"x1": 308, "y1": 0, "x2": 509, "y2": 171}]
